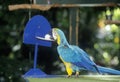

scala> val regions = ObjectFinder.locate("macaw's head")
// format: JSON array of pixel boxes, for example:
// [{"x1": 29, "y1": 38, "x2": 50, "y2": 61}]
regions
[
  {"x1": 36, "y1": 28, "x2": 69, "y2": 46},
  {"x1": 51, "y1": 28, "x2": 69, "y2": 45}
]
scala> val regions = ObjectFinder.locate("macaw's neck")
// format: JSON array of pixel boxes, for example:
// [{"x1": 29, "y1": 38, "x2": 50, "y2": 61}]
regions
[{"x1": 57, "y1": 34, "x2": 69, "y2": 46}]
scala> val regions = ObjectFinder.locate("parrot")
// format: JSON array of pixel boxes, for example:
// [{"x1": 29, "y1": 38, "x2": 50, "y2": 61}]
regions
[
  {"x1": 37, "y1": 28, "x2": 120, "y2": 77},
  {"x1": 50, "y1": 28, "x2": 120, "y2": 77}
]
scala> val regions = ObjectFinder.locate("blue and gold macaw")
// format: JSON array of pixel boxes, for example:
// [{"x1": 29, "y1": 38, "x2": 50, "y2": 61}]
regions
[{"x1": 42, "y1": 28, "x2": 120, "y2": 77}]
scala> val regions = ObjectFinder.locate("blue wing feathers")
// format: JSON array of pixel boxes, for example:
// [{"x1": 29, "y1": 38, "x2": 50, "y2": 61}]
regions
[
  {"x1": 71, "y1": 45, "x2": 96, "y2": 65},
  {"x1": 58, "y1": 45, "x2": 97, "y2": 70}
]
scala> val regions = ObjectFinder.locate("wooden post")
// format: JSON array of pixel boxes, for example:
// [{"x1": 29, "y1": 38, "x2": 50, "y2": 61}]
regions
[{"x1": 69, "y1": 8, "x2": 79, "y2": 45}]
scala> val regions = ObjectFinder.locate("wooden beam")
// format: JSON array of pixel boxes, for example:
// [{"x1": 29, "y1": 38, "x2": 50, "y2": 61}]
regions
[
  {"x1": 36, "y1": 0, "x2": 119, "y2": 4},
  {"x1": 8, "y1": 3, "x2": 118, "y2": 11},
  {"x1": 50, "y1": 3, "x2": 118, "y2": 7},
  {"x1": 105, "y1": 20, "x2": 120, "y2": 25},
  {"x1": 8, "y1": 4, "x2": 51, "y2": 11}
]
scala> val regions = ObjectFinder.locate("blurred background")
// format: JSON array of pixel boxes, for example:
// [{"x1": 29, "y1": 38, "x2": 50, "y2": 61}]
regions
[{"x1": 0, "y1": 0, "x2": 120, "y2": 82}]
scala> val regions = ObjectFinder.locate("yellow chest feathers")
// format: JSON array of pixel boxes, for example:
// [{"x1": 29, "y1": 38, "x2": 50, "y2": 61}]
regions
[{"x1": 60, "y1": 56, "x2": 73, "y2": 76}]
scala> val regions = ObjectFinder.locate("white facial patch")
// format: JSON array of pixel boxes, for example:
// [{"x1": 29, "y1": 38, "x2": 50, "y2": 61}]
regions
[{"x1": 52, "y1": 29, "x2": 57, "y2": 40}]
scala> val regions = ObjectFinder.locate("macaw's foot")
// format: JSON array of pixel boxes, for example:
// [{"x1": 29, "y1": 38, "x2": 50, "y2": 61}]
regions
[
  {"x1": 75, "y1": 72, "x2": 79, "y2": 78},
  {"x1": 66, "y1": 75, "x2": 71, "y2": 78}
]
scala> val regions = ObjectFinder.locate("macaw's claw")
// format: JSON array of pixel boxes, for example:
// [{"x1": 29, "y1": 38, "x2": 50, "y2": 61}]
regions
[
  {"x1": 66, "y1": 75, "x2": 71, "y2": 78},
  {"x1": 75, "y1": 75, "x2": 79, "y2": 78},
  {"x1": 75, "y1": 72, "x2": 79, "y2": 78}
]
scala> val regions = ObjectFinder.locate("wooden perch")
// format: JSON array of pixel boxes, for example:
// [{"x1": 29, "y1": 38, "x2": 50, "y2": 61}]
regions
[
  {"x1": 105, "y1": 20, "x2": 120, "y2": 25},
  {"x1": 8, "y1": 3, "x2": 118, "y2": 11},
  {"x1": 8, "y1": 4, "x2": 52, "y2": 11}
]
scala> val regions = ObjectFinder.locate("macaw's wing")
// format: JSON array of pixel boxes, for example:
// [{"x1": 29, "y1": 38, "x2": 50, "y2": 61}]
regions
[
  {"x1": 69, "y1": 45, "x2": 96, "y2": 70},
  {"x1": 57, "y1": 45, "x2": 96, "y2": 70},
  {"x1": 72, "y1": 46, "x2": 94, "y2": 63}
]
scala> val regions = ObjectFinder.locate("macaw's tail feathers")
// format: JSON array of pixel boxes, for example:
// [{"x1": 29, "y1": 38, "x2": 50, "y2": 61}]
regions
[{"x1": 97, "y1": 65, "x2": 120, "y2": 75}]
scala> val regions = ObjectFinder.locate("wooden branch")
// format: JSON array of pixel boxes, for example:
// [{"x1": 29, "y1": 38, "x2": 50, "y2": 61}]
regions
[
  {"x1": 105, "y1": 20, "x2": 120, "y2": 25},
  {"x1": 8, "y1": 3, "x2": 118, "y2": 11},
  {"x1": 8, "y1": 4, "x2": 52, "y2": 11}
]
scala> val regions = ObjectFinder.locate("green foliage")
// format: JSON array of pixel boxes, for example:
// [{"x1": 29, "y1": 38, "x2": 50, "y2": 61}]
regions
[
  {"x1": 113, "y1": 8, "x2": 120, "y2": 21},
  {"x1": 0, "y1": 57, "x2": 32, "y2": 82},
  {"x1": 92, "y1": 7, "x2": 120, "y2": 68}
]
